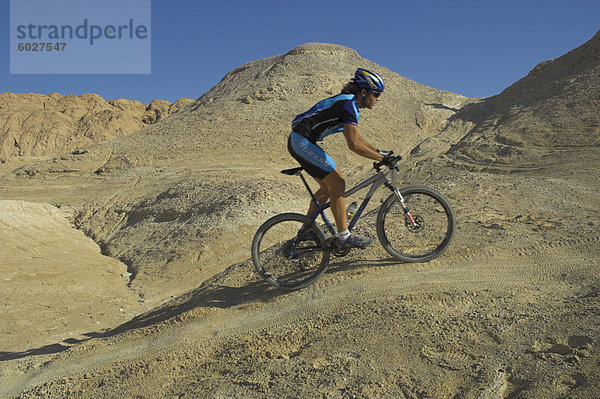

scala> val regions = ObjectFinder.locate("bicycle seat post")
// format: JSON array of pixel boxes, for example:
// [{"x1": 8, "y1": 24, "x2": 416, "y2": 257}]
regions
[{"x1": 298, "y1": 171, "x2": 321, "y2": 208}]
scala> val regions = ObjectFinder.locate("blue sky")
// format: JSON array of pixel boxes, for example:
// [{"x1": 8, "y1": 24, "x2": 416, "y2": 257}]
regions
[{"x1": 1, "y1": 0, "x2": 599, "y2": 103}]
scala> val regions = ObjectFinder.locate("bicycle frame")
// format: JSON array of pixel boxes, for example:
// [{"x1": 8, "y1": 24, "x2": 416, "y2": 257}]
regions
[{"x1": 296, "y1": 167, "x2": 409, "y2": 236}]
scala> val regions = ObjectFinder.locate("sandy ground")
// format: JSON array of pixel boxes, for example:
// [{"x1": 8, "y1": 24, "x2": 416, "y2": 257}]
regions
[
  {"x1": 0, "y1": 200, "x2": 143, "y2": 352},
  {"x1": 1, "y1": 159, "x2": 598, "y2": 398}
]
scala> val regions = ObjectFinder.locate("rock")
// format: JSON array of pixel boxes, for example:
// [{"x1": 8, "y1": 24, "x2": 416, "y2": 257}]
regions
[{"x1": 0, "y1": 93, "x2": 194, "y2": 157}]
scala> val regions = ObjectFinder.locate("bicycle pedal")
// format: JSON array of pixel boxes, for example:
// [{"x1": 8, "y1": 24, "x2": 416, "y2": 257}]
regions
[
  {"x1": 328, "y1": 237, "x2": 351, "y2": 257},
  {"x1": 327, "y1": 237, "x2": 340, "y2": 249}
]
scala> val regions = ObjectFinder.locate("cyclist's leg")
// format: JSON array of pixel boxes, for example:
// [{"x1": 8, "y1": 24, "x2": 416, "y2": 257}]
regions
[
  {"x1": 288, "y1": 132, "x2": 337, "y2": 177},
  {"x1": 288, "y1": 132, "x2": 338, "y2": 219},
  {"x1": 321, "y1": 170, "x2": 372, "y2": 249},
  {"x1": 320, "y1": 169, "x2": 347, "y2": 233},
  {"x1": 288, "y1": 133, "x2": 370, "y2": 247},
  {"x1": 307, "y1": 181, "x2": 329, "y2": 218}
]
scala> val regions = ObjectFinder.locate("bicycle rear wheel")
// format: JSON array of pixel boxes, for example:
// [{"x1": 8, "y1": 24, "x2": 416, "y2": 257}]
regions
[
  {"x1": 252, "y1": 213, "x2": 330, "y2": 290},
  {"x1": 377, "y1": 185, "x2": 455, "y2": 262}
]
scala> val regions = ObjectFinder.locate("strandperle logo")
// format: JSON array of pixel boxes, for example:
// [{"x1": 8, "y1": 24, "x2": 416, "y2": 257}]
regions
[
  {"x1": 10, "y1": 0, "x2": 151, "y2": 74},
  {"x1": 15, "y1": 19, "x2": 149, "y2": 46}
]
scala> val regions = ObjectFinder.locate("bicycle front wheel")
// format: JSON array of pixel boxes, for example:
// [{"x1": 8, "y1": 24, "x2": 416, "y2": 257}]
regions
[
  {"x1": 252, "y1": 213, "x2": 331, "y2": 290},
  {"x1": 377, "y1": 186, "x2": 455, "y2": 262}
]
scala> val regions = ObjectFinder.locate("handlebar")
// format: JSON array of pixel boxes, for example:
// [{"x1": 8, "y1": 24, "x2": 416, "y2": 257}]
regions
[{"x1": 374, "y1": 153, "x2": 402, "y2": 171}]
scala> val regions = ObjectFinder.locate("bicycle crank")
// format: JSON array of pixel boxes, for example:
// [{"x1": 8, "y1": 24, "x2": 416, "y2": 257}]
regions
[{"x1": 328, "y1": 237, "x2": 351, "y2": 257}]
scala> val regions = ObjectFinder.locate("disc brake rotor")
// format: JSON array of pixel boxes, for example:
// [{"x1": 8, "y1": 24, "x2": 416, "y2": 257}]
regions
[{"x1": 405, "y1": 215, "x2": 424, "y2": 232}]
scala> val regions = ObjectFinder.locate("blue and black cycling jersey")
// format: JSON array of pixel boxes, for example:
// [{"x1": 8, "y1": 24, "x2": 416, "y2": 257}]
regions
[{"x1": 291, "y1": 93, "x2": 360, "y2": 143}]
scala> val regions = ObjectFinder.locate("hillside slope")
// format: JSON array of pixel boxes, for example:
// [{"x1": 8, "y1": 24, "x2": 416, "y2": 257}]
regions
[
  {"x1": 0, "y1": 200, "x2": 140, "y2": 352},
  {"x1": 446, "y1": 30, "x2": 600, "y2": 168},
  {"x1": 2, "y1": 42, "x2": 469, "y2": 305}
]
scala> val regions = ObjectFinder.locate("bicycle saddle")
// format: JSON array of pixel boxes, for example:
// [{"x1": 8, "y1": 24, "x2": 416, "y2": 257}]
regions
[{"x1": 281, "y1": 167, "x2": 303, "y2": 175}]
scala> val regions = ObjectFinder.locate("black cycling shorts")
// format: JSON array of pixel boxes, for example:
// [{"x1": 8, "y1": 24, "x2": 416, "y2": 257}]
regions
[{"x1": 288, "y1": 132, "x2": 337, "y2": 180}]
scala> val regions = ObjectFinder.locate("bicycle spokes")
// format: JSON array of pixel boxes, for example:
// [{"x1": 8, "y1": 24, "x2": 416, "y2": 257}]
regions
[
  {"x1": 252, "y1": 215, "x2": 330, "y2": 289},
  {"x1": 377, "y1": 187, "x2": 455, "y2": 262}
]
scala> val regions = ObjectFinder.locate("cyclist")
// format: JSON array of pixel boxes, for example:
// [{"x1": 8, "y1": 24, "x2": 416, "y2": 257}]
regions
[{"x1": 288, "y1": 68, "x2": 395, "y2": 249}]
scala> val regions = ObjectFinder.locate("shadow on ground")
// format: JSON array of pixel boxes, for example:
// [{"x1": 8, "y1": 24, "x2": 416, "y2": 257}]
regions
[{"x1": 0, "y1": 256, "x2": 403, "y2": 362}]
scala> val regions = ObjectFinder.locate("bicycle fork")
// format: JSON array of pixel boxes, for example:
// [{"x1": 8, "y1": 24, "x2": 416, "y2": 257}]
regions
[{"x1": 385, "y1": 181, "x2": 420, "y2": 228}]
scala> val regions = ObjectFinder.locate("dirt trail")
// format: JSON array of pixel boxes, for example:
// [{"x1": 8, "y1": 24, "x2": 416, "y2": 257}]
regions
[{"x1": 2, "y1": 234, "x2": 597, "y2": 398}]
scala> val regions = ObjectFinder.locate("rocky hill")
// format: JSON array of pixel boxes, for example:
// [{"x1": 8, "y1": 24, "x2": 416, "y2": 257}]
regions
[
  {"x1": 0, "y1": 92, "x2": 194, "y2": 158},
  {"x1": 1, "y1": 36, "x2": 599, "y2": 398},
  {"x1": 2, "y1": 42, "x2": 470, "y2": 303},
  {"x1": 446, "y1": 30, "x2": 600, "y2": 168},
  {"x1": 400, "y1": 31, "x2": 600, "y2": 180}
]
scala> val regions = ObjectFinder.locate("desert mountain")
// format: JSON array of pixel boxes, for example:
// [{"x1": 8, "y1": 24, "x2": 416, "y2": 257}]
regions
[
  {"x1": 403, "y1": 31, "x2": 600, "y2": 177},
  {"x1": 446, "y1": 30, "x2": 600, "y2": 168},
  {"x1": 0, "y1": 92, "x2": 194, "y2": 157},
  {"x1": 1, "y1": 37, "x2": 599, "y2": 398},
  {"x1": 3, "y1": 42, "x2": 470, "y2": 303},
  {"x1": 2, "y1": 36, "x2": 598, "y2": 305}
]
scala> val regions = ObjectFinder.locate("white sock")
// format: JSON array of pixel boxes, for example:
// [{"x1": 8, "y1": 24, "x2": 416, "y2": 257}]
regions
[{"x1": 337, "y1": 230, "x2": 351, "y2": 241}]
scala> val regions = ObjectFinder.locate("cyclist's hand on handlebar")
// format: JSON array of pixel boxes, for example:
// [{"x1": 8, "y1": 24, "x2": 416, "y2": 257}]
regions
[
  {"x1": 381, "y1": 153, "x2": 401, "y2": 168},
  {"x1": 375, "y1": 150, "x2": 402, "y2": 169}
]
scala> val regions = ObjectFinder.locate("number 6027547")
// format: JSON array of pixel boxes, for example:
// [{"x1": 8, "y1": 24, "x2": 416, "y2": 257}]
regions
[{"x1": 17, "y1": 42, "x2": 66, "y2": 51}]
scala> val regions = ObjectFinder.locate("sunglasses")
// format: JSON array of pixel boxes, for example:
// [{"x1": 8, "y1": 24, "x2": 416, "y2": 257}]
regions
[{"x1": 371, "y1": 91, "x2": 382, "y2": 98}]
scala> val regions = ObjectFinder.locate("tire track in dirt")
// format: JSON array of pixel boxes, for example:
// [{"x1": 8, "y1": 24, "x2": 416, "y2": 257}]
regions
[{"x1": 4, "y1": 233, "x2": 598, "y2": 398}]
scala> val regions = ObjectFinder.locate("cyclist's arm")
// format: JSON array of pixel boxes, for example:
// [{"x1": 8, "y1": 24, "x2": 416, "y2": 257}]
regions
[{"x1": 342, "y1": 123, "x2": 384, "y2": 161}]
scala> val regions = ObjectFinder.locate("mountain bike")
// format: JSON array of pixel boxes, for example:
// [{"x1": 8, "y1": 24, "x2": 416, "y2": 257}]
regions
[{"x1": 251, "y1": 154, "x2": 455, "y2": 290}]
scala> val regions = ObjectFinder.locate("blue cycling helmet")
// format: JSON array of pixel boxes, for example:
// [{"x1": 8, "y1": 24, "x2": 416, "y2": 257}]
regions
[{"x1": 352, "y1": 68, "x2": 385, "y2": 92}]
